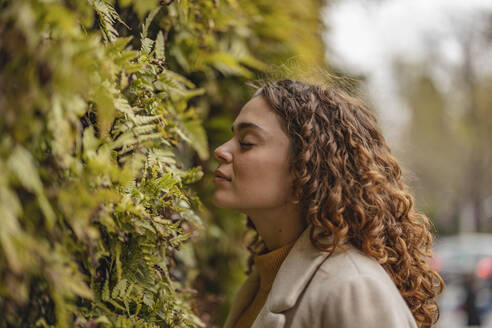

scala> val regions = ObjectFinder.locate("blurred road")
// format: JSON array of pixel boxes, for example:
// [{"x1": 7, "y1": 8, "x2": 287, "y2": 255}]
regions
[{"x1": 436, "y1": 280, "x2": 492, "y2": 328}]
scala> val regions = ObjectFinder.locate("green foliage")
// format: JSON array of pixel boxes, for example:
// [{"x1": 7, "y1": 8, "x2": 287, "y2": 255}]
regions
[
  {"x1": 0, "y1": 0, "x2": 210, "y2": 326},
  {"x1": 0, "y1": 0, "x2": 327, "y2": 326}
]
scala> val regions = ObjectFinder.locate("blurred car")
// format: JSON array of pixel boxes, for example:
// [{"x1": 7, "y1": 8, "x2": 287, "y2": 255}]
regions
[
  {"x1": 432, "y1": 233, "x2": 492, "y2": 282},
  {"x1": 432, "y1": 233, "x2": 492, "y2": 327}
]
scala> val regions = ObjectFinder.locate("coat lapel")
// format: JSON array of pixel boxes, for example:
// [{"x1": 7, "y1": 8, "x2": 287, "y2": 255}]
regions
[
  {"x1": 251, "y1": 224, "x2": 333, "y2": 327},
  {"x1": 224, "y1": 224, "x2": 340, "y2": 328},
  {"x1": 223, "y1": 270, "x2": 260, "y2": 328}
]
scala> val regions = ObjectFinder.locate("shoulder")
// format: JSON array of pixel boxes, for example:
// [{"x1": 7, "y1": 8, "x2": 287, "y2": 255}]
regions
[
  {"x1": 317, "y1": 245, "x2": 392, "y2": 281},
  {"x1": 299, "y1": 247, "x2": 417, "y2": 328}
]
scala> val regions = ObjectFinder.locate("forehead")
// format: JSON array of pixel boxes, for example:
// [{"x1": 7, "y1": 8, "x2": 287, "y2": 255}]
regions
[{"x1": 233, "y1": 96, "x2": 284, "y2": 135}]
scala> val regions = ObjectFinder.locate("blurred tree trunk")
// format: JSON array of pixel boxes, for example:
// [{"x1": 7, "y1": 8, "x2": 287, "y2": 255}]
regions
[{"x1": 396, "y1": 16, "x2": 492, "y2": 234}]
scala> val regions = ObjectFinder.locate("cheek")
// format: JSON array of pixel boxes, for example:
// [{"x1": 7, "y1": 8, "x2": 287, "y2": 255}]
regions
[{"x1": 234, "y1": 152, "x2": 293, "y2": 199}]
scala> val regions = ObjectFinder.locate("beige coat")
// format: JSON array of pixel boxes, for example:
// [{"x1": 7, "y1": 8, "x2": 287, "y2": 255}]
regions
[{"x1": 224, "y1": 225, "x2": 418, "y2": 328}]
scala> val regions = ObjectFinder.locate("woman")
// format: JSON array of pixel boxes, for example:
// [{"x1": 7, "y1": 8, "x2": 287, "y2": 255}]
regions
[{"x1": 212, "y1": 79, "x2": 444, "y2": 328}]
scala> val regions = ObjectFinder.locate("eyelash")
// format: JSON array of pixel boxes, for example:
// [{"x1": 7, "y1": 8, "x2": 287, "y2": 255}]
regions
[{"x1": 239, "y1": 141, "x2": 254, "y2": 148}]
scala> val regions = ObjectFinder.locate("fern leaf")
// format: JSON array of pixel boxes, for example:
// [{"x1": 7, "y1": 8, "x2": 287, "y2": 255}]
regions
[
  {"x1": 141, "y1": 7, "x2": 160, "y2": 39},
  {"x1": 90, "y1": 0, "x2": 129, "y2": 42},
  {"x1": 155, "y1": 31, "x2": 165, "y2": 59},
  {"x1": 141, "y1": 38, "x2": 154, "y2": 55},
  {"x1": 7, "y1": 146, "x2": 55, "y2": 228}
]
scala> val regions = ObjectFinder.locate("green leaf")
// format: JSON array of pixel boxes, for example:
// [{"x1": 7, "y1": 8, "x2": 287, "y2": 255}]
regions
[
  {"x1": 141, "y1": 38, "x2": 154, "y2": 55},
  {"x1": 155, "y1": 31, "x2": 165, "y2": 59},
  {"x1": 205, "y1": 51, "x2": 253, "y2": 78},
  {"x1": 92, "y1": 81, "x2": 117, "y2": 138},
  {"x1": 90, "y1": 0, "x2": 129, "y2": 42},
  {"x1": 0, "y1": 183, "x2": 23, "y2": 273},
  {"x1": 141, "y1": 7, "x2": 160, "y2": 39},
  {"x1": 64, "y1": 275, "x2": 94, "y2": 300},
  {"x1": 112, "y1": 278, "x2": 128, "y2": 299},
  {"x1": 82, "y1": 126, "x2": 99, "y2": 159},
  {"x1": 102, "y1": 278, "x2": 110, "y2": 302},
  {"x1": 142, "y1": 292, "x2": 154, "y2": 308},
  {"x1": 181, "y1": 166, "x2": 204, "y2": 184},
  {"x1": 7, "y1": 146, "x2": 55, "y2": 228},
  {"x1": 176, "y1": 118, "x2": 209, "y2": 160}
]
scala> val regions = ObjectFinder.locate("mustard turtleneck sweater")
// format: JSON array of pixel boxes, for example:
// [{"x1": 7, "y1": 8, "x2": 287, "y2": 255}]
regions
[{"x1": 233, "y1": 239, "x2": 297, "y2": 328}]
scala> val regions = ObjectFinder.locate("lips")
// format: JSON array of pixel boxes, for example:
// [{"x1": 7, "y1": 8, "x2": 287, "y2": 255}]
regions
[{"x1": 214, "y1": 169, "x2": 231, "y2": 181}]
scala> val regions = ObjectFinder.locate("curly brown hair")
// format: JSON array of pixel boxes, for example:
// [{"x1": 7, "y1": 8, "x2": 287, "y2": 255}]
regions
[{"x1": 242, "y1": 79, "x2": 444, "y2": 328}]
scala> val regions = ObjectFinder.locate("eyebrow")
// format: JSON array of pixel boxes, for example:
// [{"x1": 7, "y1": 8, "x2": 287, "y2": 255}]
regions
[{"x1": 231, "y1": 122, "x2": 266, "y2": 133}]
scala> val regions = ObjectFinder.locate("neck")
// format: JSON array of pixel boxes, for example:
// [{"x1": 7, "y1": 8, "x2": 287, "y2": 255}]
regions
[{"x1": 245, "y1": 203, "x2": 306, "y2": 251}]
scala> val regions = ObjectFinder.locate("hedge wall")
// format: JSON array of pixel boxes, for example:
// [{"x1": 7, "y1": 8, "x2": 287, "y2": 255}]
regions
[{"x1": 0, "y1": 0, "x2": 326, "y2": 326}]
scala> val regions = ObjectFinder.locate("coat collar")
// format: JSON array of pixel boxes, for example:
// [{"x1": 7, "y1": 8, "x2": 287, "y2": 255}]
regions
[
  {"x1": 223, "y1": 270, "x2": 260, "y2": 328},
  {"x1": 260, "y1": 224, "x2": 331, "y2": 313},
  {"x1": 224, "y1": 224, "x2": 337, "y2": 328}
]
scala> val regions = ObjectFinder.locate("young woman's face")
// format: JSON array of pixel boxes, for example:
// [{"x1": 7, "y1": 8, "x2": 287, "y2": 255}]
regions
[{"x1": 212, "y1": 96, "x2": 295, "y2": 212}]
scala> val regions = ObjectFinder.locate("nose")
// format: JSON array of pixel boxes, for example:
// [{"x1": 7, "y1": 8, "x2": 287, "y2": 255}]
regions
[{"x1": 214, "y1": 140, "x2": 233, "y2": 163}]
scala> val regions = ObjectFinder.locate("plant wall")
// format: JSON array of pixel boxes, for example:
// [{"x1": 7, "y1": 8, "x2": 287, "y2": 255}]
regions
[{"x1": 0, "y1": 0, "x2": 327, "y2": 326}]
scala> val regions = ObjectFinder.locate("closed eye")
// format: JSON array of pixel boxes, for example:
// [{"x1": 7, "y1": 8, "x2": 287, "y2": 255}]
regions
[{"x1": 239, "y1": 142, "x2": 254, "y2": 148}]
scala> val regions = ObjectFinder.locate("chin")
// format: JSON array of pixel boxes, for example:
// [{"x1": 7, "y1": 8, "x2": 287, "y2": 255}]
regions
[
  {"x1": 212, "y1": 193, "x2": 231, "y2": 209},
  {"x1": 212, "y1": 193, "x2": 243, "y2": 210}
]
